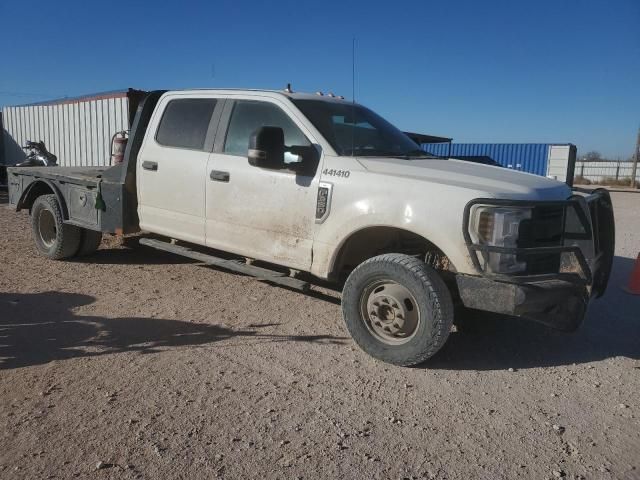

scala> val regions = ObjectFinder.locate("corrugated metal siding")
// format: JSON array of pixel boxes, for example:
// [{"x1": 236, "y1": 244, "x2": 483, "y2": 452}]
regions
[
  {"x1": 2, "y1": 94, "x2": 129, "y2": 167},
  {"x1": 423, "y1": 143, "x2": 550, "y2": 176}
]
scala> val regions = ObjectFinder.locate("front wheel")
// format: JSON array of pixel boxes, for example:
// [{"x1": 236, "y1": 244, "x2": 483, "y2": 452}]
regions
[{"x1": 341, "y1": 254, "x2": 454, "y2": 366}]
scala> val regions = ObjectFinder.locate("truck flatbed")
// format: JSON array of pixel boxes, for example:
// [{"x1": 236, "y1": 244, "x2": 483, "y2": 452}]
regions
[
  {"x1": 8, "y1": 166, "x2": 107, "y2": 187},
  {"x1": 7, "y1": 163, "x2": 133, "y2": 234},
  {"x1": 7, "y1": 91, "x2": 164, "y2": 235}
]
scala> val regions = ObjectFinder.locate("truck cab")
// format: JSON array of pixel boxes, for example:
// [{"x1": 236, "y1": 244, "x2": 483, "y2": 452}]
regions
[
  {"x1": 136, "y1": 91, "x2": 323, "y2": 271},
  {"x1": 7, "y1": 88, "x2": 615, "y2": 366}
]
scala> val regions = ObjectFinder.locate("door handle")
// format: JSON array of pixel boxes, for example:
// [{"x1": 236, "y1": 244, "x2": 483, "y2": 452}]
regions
[
  {"x1": 142, "y1": 161, "x2": 158, "y2": 171},
  {"x1": 210, "y1": 170, "x2": 230, "y2": 182}
]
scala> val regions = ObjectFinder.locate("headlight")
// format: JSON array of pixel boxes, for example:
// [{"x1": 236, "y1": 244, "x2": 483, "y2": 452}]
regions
[{"x1": 468, "y1": 206, "x2": 532, "y2": 274}]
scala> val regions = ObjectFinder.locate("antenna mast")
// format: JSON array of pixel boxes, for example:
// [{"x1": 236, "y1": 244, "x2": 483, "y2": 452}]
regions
[
  {"x1": 352, "y1": 38, "x2": 356, "y2": 103},
  {"x1": 351, "y1": 37, "x2": 356, "y2": 157}
]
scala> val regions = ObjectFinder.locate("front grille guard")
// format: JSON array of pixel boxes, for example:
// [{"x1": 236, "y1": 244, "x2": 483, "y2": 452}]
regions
[{"x1": 462, "y1": 188, "x2": 615, "y2": 296}]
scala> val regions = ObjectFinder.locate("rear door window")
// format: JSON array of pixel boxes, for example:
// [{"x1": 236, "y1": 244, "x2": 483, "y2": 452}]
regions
[{"x1": 156, "y1": 99, "x2": 217, "y2": 150}]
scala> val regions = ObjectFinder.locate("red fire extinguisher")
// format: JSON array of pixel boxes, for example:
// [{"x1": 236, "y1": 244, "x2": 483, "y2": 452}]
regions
[{"x1": 110, "y1": 131, "x2": 129, "y2": 165}]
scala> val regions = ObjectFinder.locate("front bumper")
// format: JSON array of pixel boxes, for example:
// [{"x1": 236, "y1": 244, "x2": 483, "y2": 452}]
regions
[
  {"x1": 455, "y1": 275, "x2": 588, "y2": 331},
  {"x1": 457, "y1": 188, "x2": 615, "y2": 331}
]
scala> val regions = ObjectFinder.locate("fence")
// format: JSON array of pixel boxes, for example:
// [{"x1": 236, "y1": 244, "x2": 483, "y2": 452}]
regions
[{"x1": 574, "y1": 161, "x2": 636, "y2": 183}]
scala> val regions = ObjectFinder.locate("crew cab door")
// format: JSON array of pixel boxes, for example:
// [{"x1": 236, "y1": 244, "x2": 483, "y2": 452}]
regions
[
  {"x1": 137, "y1": 96, "x2": 219, "y2": 244},
  {"x1": 205, "y1": 98, "x2": 321, "y2": 271}
]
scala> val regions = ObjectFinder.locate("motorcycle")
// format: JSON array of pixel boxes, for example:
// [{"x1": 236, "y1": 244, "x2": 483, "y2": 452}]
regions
[{"x1": 16, "y1": 140, "x2": 58, "y2": 167}]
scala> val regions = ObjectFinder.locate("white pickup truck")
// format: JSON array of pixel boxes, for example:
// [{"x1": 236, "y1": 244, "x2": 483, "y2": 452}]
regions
[{"x1": 7, "y1": 88, "x2": 615, "y2": 366}]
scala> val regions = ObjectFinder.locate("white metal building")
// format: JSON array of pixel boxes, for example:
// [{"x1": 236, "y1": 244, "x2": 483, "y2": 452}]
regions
[{"x1": 1, "y1": 89, "x2": 144, "y2": 168}]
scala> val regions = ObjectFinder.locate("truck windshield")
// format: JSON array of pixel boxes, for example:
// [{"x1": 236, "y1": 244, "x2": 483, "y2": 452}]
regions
[{"x1": 292, "y1": 99, "x2": 433, "y2": 158}]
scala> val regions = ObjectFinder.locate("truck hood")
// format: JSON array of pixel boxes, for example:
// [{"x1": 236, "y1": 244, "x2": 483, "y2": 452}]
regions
[{"x1": 358, "y1": 157, "x2": 571, "y2": 200}]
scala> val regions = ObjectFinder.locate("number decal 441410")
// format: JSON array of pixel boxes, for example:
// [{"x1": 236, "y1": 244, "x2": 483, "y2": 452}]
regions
[{"x1": 322, "y1": 169, "x2": 350, "y2": 178}]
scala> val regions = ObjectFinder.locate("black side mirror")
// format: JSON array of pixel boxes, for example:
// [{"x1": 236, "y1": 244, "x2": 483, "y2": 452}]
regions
[
  {"x1": 248, "y1": 126, "x2": 285, "y2": 169},
  {"x1": 285, "y1": 145, "x2": 319, "y2": 175}
]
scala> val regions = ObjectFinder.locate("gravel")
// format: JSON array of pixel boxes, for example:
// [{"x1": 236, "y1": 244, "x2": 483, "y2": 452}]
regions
[{"x1": 1, "y1": 189, "x2": 639, "y2": 479}]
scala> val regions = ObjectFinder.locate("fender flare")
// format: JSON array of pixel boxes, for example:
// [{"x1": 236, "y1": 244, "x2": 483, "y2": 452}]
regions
[
  {"x1": 17, "y1": 179, "x2": 69, "y2": 220},
  {"x1": 326, "y1": 223, "x2": 457, "y2": 279}
]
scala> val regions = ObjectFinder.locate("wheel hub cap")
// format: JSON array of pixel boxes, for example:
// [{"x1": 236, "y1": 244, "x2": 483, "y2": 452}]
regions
[
  {"x1": 38, "y1": 210, "x2": 57, "y2": 247},
  {"x1": 360, "y1": 280, "x2": 420, "y2": 345}
]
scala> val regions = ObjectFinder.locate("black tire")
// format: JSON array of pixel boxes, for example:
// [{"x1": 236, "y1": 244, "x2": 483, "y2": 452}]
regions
[
  {"x1": 30, "y1": 194, "x2": 81, "y2": 260},
  {"x1": 77, "y1": 229, "x2": 103, "y2": 256},
  {"x1": 342, "y1": 253, "x2": 454, "y2": 366}
]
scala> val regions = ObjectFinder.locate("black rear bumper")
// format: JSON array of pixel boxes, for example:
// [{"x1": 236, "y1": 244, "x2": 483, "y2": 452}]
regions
[{"x1": 457, "y1": 188, "x2": 615, "y2": 331}]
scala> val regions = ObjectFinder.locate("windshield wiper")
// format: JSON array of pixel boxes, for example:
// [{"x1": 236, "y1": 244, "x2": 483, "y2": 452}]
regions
[
  {"x1": 346, "y1": 148, "x2": 439, "y2": 159},
  {"x1": 347, "y1": 148, "x2": 397, "y2": 157},
  {"x1": 399, "y1": 149, "x2": 439, "y2": 158}
]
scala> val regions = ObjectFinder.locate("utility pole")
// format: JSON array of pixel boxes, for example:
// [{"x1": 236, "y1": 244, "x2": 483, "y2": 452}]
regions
[{"x1": 632, "y1": 127, "x2": 640, "y2": 188}]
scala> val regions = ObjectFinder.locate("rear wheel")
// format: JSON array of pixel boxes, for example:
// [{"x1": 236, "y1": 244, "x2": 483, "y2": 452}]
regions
[
  {"x1": 31, "y1": 194, "x2": 81, "y2": 260},
  {"x1": 77, "y1": 229, "x2": 103, "y2": 256},
  {"x1": 342, "y1": 253, "x2": 454, "y2": 366}
]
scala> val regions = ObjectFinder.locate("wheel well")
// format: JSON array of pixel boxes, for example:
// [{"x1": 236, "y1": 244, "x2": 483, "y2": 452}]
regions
[
  {"x1": 331, "y1": 227, "x2": 455, "y2": 281},
  {"x1": 19, "y1": 181, "x2": 55, "y2": 213}
]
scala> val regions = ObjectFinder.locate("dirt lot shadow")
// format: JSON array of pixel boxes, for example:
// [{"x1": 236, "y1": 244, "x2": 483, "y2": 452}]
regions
[
  {"x1": 72, "y1": 246, "x2": 197, "y2": 266},
  {"x1": 72, "y1": 237, "x2": 237, "y2": 266},
  {"x1": 0, "y1": 291, "x2": 346, "y2": 370},
  {"x1": 431, "y1": 256, "x2": 640, "y2": 370}
]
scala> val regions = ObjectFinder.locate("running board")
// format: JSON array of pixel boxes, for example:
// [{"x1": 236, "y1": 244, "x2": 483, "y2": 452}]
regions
[{"x1": 138, "y1": 238, "x2": 310, "y2": 292}]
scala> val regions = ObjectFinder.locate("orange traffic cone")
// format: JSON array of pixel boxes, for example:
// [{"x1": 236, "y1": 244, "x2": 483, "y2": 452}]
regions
[{"x1": 624, "y1": 253, "x2": 640, "y2": 295}]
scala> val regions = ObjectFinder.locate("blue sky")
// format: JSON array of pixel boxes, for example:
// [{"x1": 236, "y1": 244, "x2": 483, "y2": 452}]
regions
[{"x1": 1, "y1": 0, "x2": 638, "y2": 158}]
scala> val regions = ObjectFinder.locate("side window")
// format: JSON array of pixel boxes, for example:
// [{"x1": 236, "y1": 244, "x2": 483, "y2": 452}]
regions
[
  {"x1": 223, "y1": 101, "x2": 310, "y2": 157},
  {"x1": 156, "y1": 98, "x2": 216, "y2": 150}
]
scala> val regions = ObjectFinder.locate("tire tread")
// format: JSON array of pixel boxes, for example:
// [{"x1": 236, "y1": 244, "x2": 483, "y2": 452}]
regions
[
  {"x1": 342, "y1": 253, "x2": 454, "y2": 366},
  {"x1": 31, "y1": 194, "x2": 81, "y2": 260}
]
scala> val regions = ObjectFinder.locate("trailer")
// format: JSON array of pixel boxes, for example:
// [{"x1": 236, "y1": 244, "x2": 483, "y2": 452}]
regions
[{"x1": 422, "y1": 143, "x2": 577, "y2": 186}]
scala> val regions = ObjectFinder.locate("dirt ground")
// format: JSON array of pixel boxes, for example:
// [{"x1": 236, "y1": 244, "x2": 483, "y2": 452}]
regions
[{"x1": 1, "y1": 190, "x2": 638, "y2": 480}]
